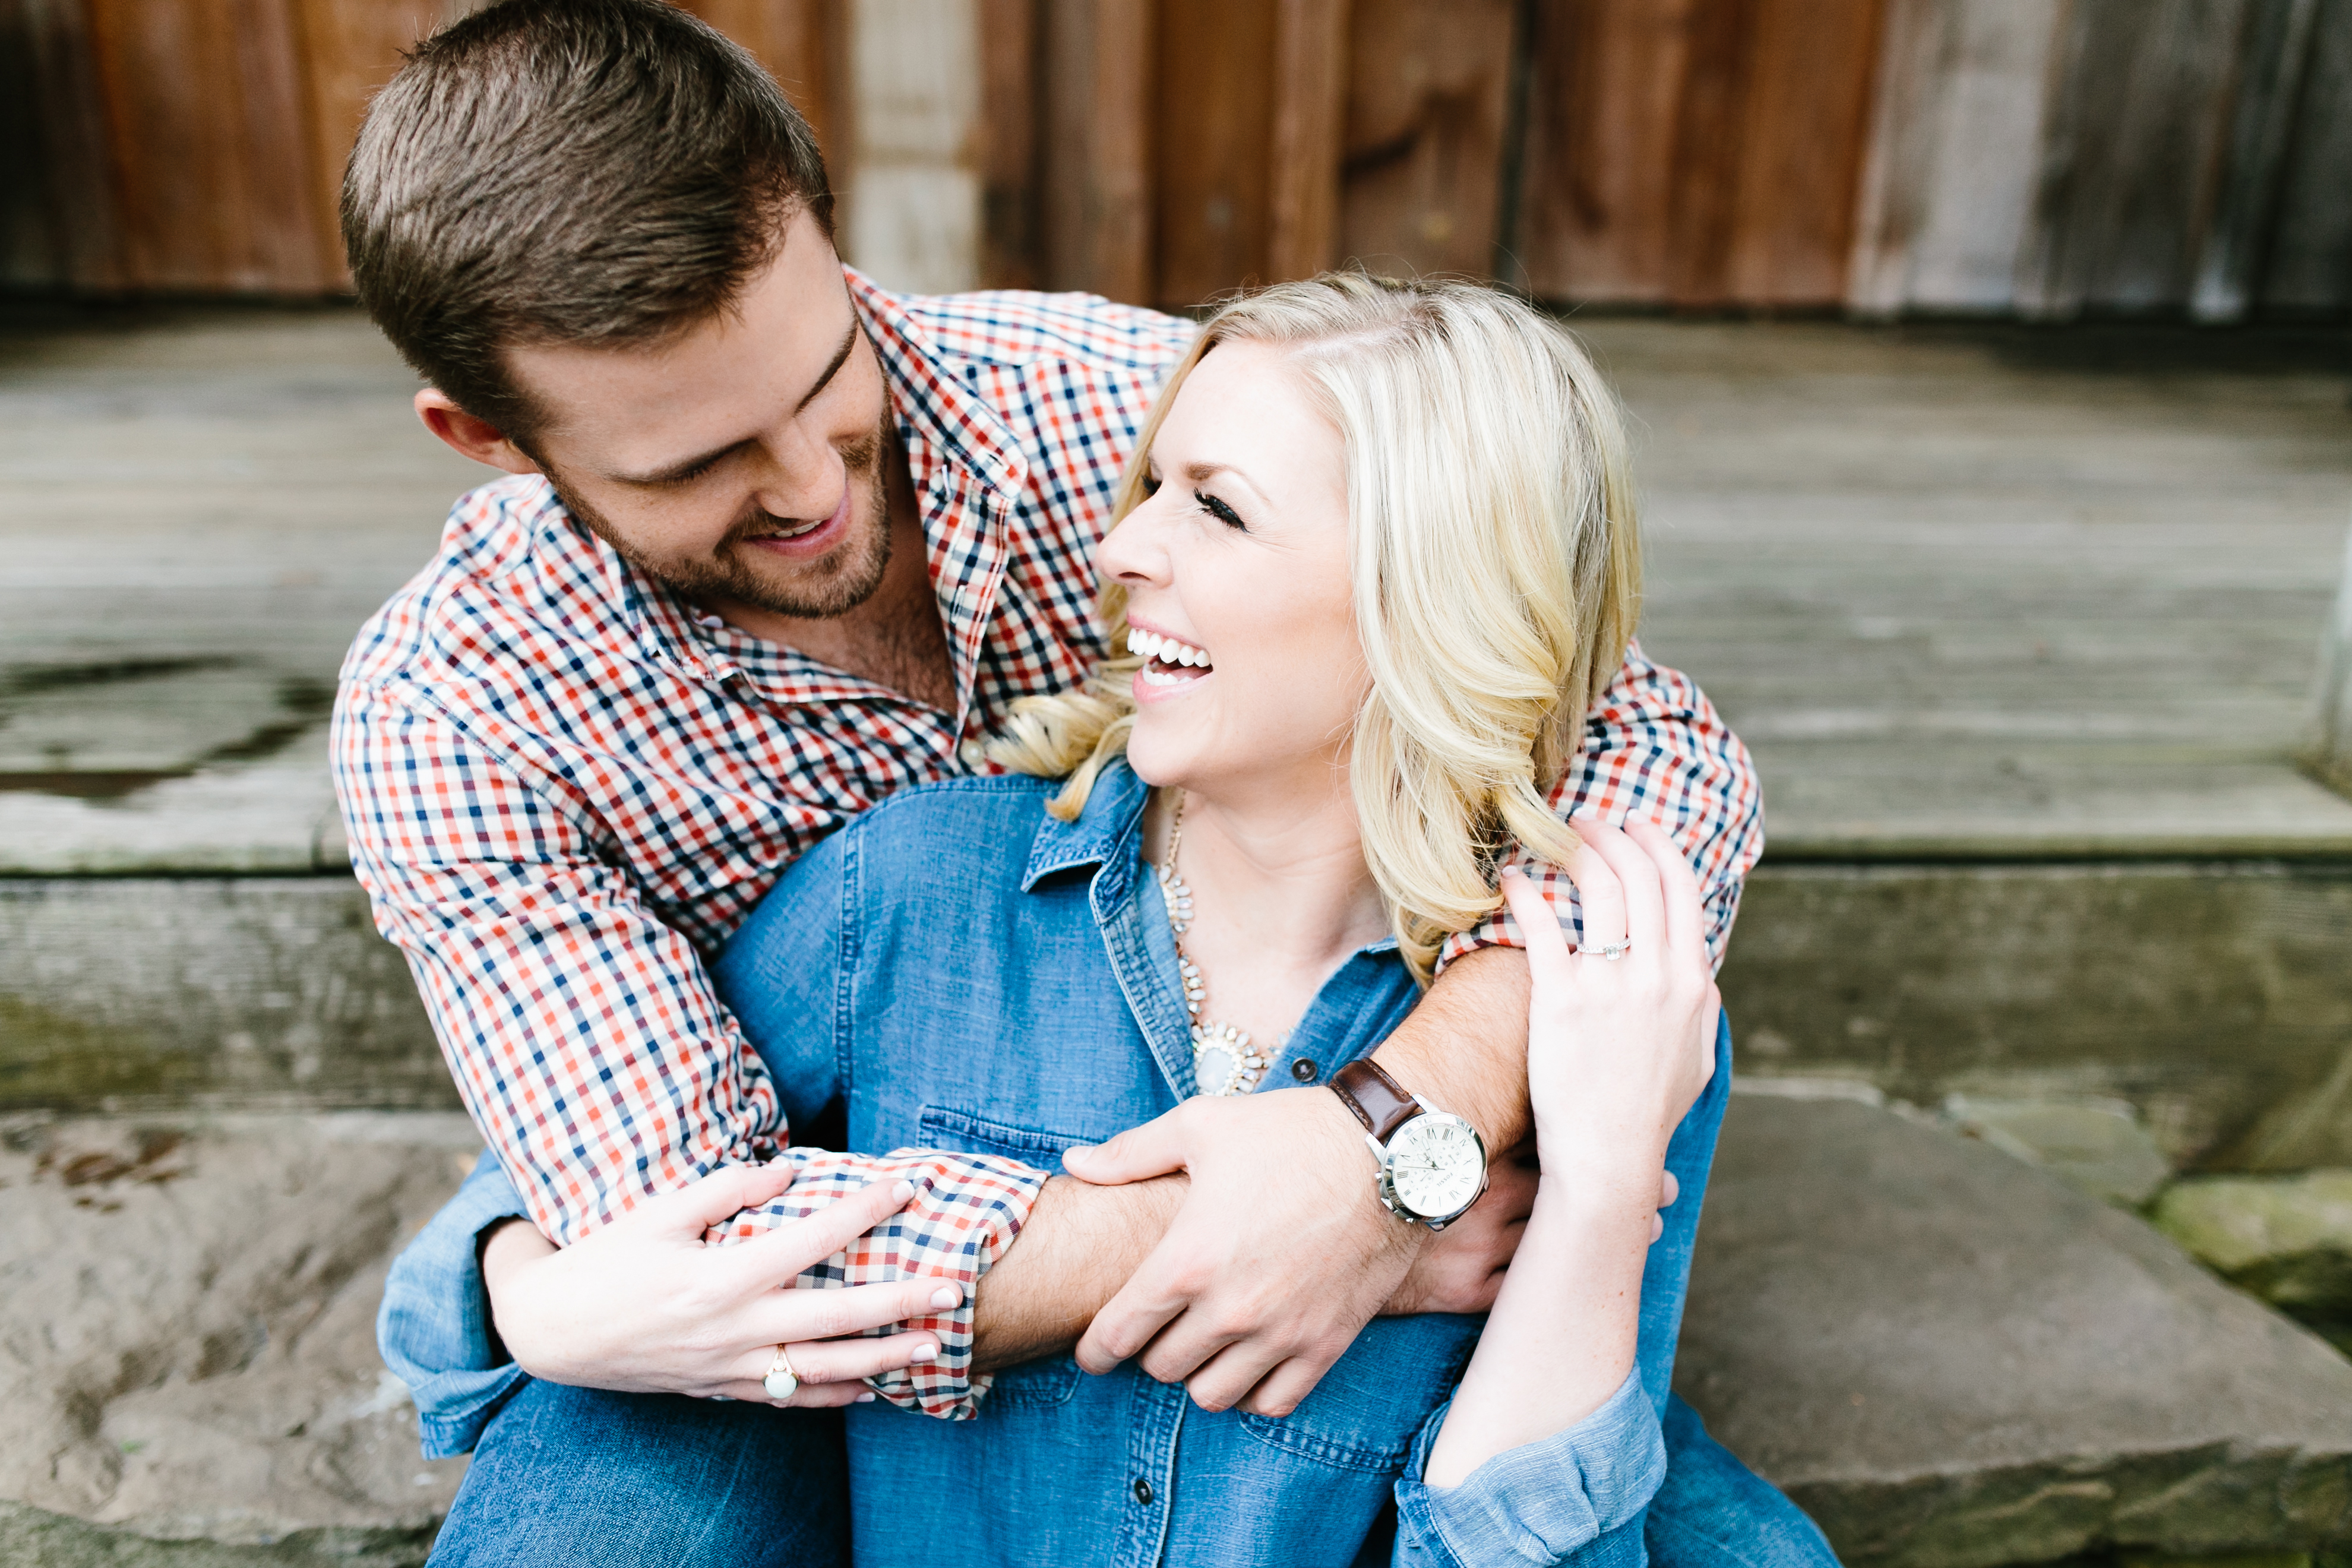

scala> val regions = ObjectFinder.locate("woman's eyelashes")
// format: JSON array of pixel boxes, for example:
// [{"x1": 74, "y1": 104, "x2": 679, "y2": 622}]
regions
[{"x1": 1194, "y1": 491, "x2": 1247, "y2": 531}]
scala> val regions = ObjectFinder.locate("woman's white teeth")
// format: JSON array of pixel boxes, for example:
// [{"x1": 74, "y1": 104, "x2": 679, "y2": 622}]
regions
[{"x1": 1125, "y1": 628, "x2": 1212, "y2": 669}]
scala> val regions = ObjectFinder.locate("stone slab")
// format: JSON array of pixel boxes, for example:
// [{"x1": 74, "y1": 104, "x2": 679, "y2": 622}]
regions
[
  {"x1": 1719, "y1": 861, "x2": 2352, "y2": 1171},
  {"x1": 0, "y1": 880, "x2": 448, "y2": 1114},
  {"x1": 1679, "y1": 1095, "x2": 2352, "y2": 1568},
  {"x1": 0, "y1": 1112, "x2": 480, "y2": 1566}
]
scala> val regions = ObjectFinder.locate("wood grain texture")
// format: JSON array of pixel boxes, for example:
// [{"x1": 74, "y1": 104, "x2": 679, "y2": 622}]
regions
[
  {"x1": 684, "y1": 0, "x2": 837, "y2": 147},
  {"x1": 1153, "y1": 0, "x2": 1275, "y2": 305},
  {"x1": 1338, "y1": 0, "x2": 1515, "y2": 281},
  {"x1": 979, "y1": 0, "x2": 1043, "y2": 287},
  {"x1": 1522, "y1": 0, "x2": 1884, "y2": 307},
  {"x1": 1267, "y1": 0, "x2": 1351, "y2": 280},
  {"x1": 289, "y1": 0, "x2": 446, "y2": 288},
  {"x1": 1041, "y1": 0, "x2": 1155, "y2": 301},
  {"x1": 1519, "y1": 0, "x2": 1700, "y2": 302},
  {"x1": 2015, "y1": 0, "x2": 2253, "y2": 318},
  {"x1": 1847, "y1": 0, "x2": 2062, "y2": 316},
  {"x1": 86, "y1": 0, "x2": 331, "y2": 291},
  {"x1": 2260, "y1": 0, "x2": 2352, "y2": 312},
  {"x1": 2192, "y1": 0, "x2": 2319, "y2": 321},
  {"x1": 0, "y1": 0, "x2": 124, "y2": 288}
]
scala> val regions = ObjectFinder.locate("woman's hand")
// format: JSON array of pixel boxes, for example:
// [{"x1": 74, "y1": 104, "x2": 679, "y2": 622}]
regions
[
  {"x1": 480, "y1": 1168, "x2": 965, "y2": 1407},
  {"x1": 1501, "y1": 814, "x2": 1719, "y2": 1183}
]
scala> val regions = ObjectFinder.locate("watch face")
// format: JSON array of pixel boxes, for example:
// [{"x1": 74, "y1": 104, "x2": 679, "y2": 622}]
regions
[{"x1": 1386, "y1": 1113, "x2": 1485, "y2": 1220}]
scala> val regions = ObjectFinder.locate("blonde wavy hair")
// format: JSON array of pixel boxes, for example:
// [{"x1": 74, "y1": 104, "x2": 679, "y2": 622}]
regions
[{"x1": 990, "y1": 272, "x2": 1640, "y2": 981}]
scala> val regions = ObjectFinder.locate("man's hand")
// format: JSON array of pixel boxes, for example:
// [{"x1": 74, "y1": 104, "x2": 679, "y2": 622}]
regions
[
  {"x1": 480, "y1": 1168, "x2": 959, "y2": 1406},
  {"x1": 1061, "y1": 1086, "x2": 1425, "y2": 1417}
]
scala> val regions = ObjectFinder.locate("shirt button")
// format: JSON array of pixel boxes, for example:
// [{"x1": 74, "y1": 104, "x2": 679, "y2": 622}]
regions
[
  {"x1": 1291, "y1": 1058, "x2": 1319, "y2": 1083},
  {"x1": 1131, "y1": 1478, "x2": 1155, "y2": 1506}
]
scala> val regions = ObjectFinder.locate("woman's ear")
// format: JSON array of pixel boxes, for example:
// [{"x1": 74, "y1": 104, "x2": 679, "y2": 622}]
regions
[{"x1": 415, "y1": 388, "x2": 542, "y2": 475}]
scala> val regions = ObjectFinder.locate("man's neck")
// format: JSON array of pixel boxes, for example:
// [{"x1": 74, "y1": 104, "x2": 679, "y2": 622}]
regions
[{"x1": 704, "y1": 450, "x2": 957, "y2": 713}]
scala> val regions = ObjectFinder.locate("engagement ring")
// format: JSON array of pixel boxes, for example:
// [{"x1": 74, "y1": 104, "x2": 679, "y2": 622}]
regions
[{"x1": 763, "y1": 1344, "x2": 799, "y2": 1402}]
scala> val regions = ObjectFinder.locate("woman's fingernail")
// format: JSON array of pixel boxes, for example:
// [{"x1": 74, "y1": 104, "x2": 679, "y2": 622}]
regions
[
  {"x1": 1499, "y1": 865, "x2": 1521, "y2": 881},
  {"x1": 857, "y1": 1392, "x2": 877, "y2": 1402},
  {"x1": 1061, "y1": 1144, "x2": 1093, "y2": 1161},
  {"x1": 911, "y1": 1343, "x2": 940, "y2": 1362},
  {"x1": 892, "y1": 1180, "x2": 916, "y2": 1202},
  {"x1": 930, "y1": 1285, "x2": 962, "y2": 1310}
]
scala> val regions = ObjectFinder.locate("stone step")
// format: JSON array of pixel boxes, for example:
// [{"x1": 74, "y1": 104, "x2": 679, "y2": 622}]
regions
[
  {"x1": 1676, "y1": 1095, "x2": 2352, "y2": 1568},
  {"x1": 10, "y1": 864, "x2": 2350, "y2": 1192},
  {"x1": 6, "y1": 1099, "x2": 2344, "y2": 1568}
]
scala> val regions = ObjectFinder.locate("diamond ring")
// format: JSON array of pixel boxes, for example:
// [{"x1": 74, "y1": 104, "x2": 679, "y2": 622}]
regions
[{"x1": 1584, "y1": 939, "x2": 1632, "y2": 962}]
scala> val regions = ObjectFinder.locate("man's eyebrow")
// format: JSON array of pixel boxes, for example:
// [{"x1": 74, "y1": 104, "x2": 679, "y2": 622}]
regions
[
  {"x1": 612, "y1": 317, "x2": 862, "y2": 486},
  {"x1": 795, "y1": 317, "x2": 861, "y2": 415}
]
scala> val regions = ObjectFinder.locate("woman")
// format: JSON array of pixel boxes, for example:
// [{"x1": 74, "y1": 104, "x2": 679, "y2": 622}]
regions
[{"x1": 399, "y1": 273, "x2": 1815, "y2": 1566}]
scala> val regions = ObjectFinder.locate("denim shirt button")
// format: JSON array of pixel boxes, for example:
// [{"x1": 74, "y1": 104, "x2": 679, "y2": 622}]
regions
[
  {"x1": 1291, "y1": 1058, "x2": 1319, "y2": 1082},
  {"x1": 1131, "y1": 1478, "x2": 1155, "y2": 1506}
]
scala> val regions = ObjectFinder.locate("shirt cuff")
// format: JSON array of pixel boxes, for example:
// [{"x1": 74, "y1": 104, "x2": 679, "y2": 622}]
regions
[
  {"x1": 1393, "y1": 1369, "x2": 1667, "y2": 1568},
  {"x1": 712, "y1": 1146, "x2": 1048, "y2": 1420}
]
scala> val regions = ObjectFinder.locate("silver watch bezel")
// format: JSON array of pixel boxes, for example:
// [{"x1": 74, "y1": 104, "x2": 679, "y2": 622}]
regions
[{"x1": 1365, "y1": 1100, "x2": 1489, "y2": 1231}]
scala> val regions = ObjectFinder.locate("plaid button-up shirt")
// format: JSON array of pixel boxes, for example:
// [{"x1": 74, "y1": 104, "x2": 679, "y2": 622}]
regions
[{"x1": 334, "y1": 270, "x2": 1761, "y2": 1418}]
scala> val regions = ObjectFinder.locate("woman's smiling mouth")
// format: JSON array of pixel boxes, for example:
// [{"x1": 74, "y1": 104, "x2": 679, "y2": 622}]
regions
[{"x1": 1127, "y1": 625, "x2": 1214, "y2": 691}]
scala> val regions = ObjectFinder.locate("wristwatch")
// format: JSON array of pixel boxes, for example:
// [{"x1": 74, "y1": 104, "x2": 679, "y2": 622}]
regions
[{"x1": 1327, "y1": 1059, "x2": 1489, "y2": 1231}]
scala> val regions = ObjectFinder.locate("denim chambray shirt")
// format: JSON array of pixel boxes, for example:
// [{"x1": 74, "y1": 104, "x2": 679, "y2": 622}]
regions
[{"x1": 379, "y1": 760, "x2": 1732, "y2": 1567}]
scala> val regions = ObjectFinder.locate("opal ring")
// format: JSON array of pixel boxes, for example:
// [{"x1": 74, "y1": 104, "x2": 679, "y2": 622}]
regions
[{"x1": 763, "y1": 1344, "x2": 799, "y2": 1402}]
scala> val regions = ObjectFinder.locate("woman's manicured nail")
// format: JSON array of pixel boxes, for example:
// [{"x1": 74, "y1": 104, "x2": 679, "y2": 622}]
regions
[
  {"x1": 1061, "y1": 1144, "x2": 1093, "y2": 1161},
  {"x1": 911, "y1": 1343, "x2": 940, "y2": 1362},
  {"x1": 857, "y1": 1392, "x2": 876, "y2": 1402},
  {"x1": 930, "y1": 1285, "x2": 962, "y2": 1310},
  {"x1": 892, "y1": 1180, "x2": 916, "y2": 1202}
]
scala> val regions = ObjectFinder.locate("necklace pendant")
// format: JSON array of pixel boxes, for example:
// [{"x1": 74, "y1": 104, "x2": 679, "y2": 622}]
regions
[{"x1": 1192, "y1": 1020, "x2": 1272, "y2": 1097}]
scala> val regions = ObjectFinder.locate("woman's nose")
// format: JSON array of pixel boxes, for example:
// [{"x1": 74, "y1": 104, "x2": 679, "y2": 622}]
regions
[{"x1": 1098, "y1": 491, "x2": 1177, "y2": 585}]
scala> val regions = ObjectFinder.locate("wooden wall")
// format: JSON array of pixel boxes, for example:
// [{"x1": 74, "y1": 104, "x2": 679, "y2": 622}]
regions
[{"x1": 5, "y1": 0, "x2": 2347, "y2": 318}]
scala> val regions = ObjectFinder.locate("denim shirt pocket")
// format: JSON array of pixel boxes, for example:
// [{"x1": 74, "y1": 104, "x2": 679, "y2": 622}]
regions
[
  {"x1": 1238, "y1": 1312, "x2": 1482, "y2": 1476},
  {"x1": 916, "y1": 1103, "x2": 1105, "y2": 1412}
]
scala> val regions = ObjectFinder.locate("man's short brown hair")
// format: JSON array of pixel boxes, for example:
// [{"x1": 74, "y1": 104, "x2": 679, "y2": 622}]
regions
[{"x1": 343, "y1": 0, "x2": 832, "y2": 441}]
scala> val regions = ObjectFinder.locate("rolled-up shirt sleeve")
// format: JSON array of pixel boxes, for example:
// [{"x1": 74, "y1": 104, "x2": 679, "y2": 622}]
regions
[
  {"x1": 1439, "y1": 643, "x2": 1762, "y2": 975},
  {"x1": 1393, "y1": 1370, "x2": 1668, "y2": 1568},
  {"x1": 343, "y1": 681, "x2": 1042, "y2": 1422}
]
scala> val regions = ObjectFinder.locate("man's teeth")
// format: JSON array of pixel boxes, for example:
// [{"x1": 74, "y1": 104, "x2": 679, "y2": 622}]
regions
[
  {"x1": 1125, "y1": 627, "x2": 1212, "y2": 669},
  {"x1": 758, "y1": 517, "x2": 822, "y2": 540}
]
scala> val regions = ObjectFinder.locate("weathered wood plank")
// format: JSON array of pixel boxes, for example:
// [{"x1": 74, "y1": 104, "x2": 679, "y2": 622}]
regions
[
  {"x1": 1041, "y1": 0, "x2": 1155, "y2": 302},
  {"x1": 978, "y1": 0, "x2": 1043, "y2": 287},
  {"x1": 2015, "y1": 0, "x2": 2252, "y2": 318},
  {"x1": 2259, "y1": 0, "x2": 2352, "y2": 312},
  {"x1": 843, "y1": 0, "x2": 983, "y2": 293},
  {"x1": 1716, "y1": 0, "x2": 1884, "y2": 305},
  {"x1": 1267, "y1": 0, "x2": 1351, "y2": 282},
  {"x1": 684, "y1": 0, "x2": 839, "y2": 148},
  {"x1": 1336, "y1": 0, "x2": 1515, "y2": 282},
  {"x1": 1152, "y1": 0, "x2": 1275, "y2": 305},
  {"x1": 1847, "y1": 0, "x2": 2060, "y2": 316},
  {"x1": 2191, "y1": 0, "x2": 2319, "y2": 322},
  {"x1": 1517, "y1": 0, "x2": 1696, "y2": 304}
]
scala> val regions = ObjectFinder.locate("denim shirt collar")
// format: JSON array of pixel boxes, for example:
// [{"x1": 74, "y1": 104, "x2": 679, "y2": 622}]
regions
[{"x1": 1019, "y1": 759, "x2": 1405, "y2": 1101}]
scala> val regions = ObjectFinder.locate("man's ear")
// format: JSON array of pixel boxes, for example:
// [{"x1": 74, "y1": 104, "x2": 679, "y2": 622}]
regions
[{"x1": 416, "y1": 388, "x2": 543, "y2": 476}]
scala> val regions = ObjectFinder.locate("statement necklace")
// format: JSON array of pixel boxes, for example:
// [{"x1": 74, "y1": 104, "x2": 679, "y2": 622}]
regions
[{"x1": 1158, "y1": 793, "x2": 1276, "y2": 1097}]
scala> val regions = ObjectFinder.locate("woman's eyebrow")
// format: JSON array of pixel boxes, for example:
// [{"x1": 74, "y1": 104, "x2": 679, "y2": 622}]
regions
[{"x1": 1182, "y1": 460, "x2": 1260, "y2": 496}]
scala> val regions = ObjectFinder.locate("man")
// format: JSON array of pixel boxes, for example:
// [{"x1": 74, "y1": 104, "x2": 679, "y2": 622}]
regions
[{"x1": 338, "y1": 1, "x2": 1822, "y2": 1562}]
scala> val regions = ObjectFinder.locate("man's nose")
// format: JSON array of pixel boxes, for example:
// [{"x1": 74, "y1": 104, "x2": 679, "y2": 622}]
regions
[{"x1": 746, "y1": 421, "x2": 842, "y2": 518}]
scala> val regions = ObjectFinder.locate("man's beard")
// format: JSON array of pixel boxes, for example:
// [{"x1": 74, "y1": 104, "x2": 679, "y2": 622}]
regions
[{"x1": 551, "y1": 418, "x2": 896, "y2": 621}]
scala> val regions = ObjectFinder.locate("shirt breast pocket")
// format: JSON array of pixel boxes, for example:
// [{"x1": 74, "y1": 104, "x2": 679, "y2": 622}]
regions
[{"x1": 1240, "y1": 1312, "x2": 1482, "y2": 1475}]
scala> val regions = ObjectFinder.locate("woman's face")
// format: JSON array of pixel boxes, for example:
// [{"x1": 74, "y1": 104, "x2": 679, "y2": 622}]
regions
[{"x1": 1100, "y1": 340, "x2": 1367, "y2": 808}]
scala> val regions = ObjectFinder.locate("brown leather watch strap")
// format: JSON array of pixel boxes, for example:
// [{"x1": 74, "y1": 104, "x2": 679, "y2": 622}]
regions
[{"x1": 1329, "y1": 1058, "x2": 1420, "y2": 1144}]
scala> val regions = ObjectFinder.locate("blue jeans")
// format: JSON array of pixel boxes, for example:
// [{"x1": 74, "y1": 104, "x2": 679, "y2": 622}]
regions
[{"x1": 428, "y1": 1383, "x2": 1836, "y2": 1567}]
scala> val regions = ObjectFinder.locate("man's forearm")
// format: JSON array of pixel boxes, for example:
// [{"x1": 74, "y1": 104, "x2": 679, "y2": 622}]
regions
[
  {"x1": 1371, "y1": 943, "x2": 1533, "y2": 1151},
  {"x1": 970, "y1": 1172, "x2": 1187, "y2": 1372}
]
